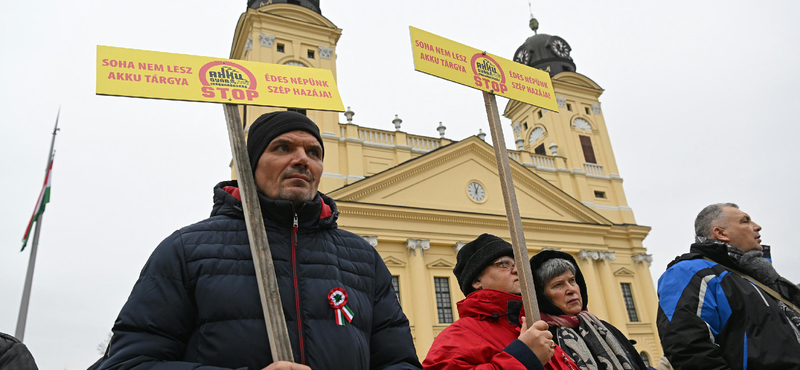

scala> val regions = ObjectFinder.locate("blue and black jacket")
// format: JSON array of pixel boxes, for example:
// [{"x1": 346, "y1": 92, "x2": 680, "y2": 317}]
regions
[{"x1": 657, "y1": 242, "x2": 800, "y2": 370}]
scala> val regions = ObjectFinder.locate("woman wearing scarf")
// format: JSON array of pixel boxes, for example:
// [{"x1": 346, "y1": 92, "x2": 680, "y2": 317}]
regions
[
  {"x1": 530, "y1": 250, "x2": 646, "y2": 370},
  {"x1": 423, "y1": 234, "x2": 578, "y2": 370}
]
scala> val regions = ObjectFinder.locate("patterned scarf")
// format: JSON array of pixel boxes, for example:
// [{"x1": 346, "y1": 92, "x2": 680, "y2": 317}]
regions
[
  {"x1": 541, "y1": 311, "x2": 639, "y2": 370},
  {"x1": 698, "y1": 237, "x2": 800, "y2": 343}
]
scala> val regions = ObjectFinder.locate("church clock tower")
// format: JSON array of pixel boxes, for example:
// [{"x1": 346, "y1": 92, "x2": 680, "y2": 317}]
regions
[
  {"x1": 230, "y1": 1, "x2": 344, "y2": 189},
  {"x1": 504, "y1": 20, "x2": 635, "y2": 225}
]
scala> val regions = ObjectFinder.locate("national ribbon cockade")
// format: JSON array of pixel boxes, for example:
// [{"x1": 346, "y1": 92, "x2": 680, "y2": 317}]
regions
[{"x1": 328, "y1": 287, "x2": 355, "y2": 326}]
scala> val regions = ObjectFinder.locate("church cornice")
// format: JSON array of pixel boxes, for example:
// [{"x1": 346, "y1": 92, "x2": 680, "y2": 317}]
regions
[{"x1": 334, "y1": 200, "x2": 613, "y2": 235}]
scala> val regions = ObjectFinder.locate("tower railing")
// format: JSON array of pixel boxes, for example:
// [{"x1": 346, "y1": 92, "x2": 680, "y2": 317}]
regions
[
  {"x1": 584, "y1": 162, "x2": 605, "y2": 176},
  {"x1": 530, "y1": 154, "x2": 555, "y2": 169}
]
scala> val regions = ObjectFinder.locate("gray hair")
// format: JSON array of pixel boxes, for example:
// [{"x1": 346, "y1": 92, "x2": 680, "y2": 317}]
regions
[
  {"x1": 535, "y1": 258, "x2": 576, "y2": 287},
  {"x1": 695, "y1": 203, "x2": 738, "y2": 238}
]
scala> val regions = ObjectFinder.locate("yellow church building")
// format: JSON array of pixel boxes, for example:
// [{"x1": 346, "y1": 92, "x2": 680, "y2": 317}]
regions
[{"x1": 231, "y1": 0, "x2": 663, "y2": 365}]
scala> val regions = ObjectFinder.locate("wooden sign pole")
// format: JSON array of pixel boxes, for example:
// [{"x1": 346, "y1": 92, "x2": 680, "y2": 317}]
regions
[
  {"x1": 482, "y1": 91, "x2": 541, "y2": 323},
  {"x1": 223, "y1": 103, "x2": 295, "y2": 361}
]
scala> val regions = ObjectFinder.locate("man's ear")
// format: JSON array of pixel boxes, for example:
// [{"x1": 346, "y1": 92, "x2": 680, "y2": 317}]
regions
[
  {"x1": 471, "y1": 280, "x2": 482, "y2": 291},
  {"x1": 712, "y1": 226, "x2": 730, "y2": 242}
]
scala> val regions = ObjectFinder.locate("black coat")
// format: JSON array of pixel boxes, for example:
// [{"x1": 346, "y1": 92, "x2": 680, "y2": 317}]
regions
[
  {"x1": 0, "y1": 332, "x2": 38, "y2": 370},
  {"x1": 657, "y1": 242, "x2": 800, "y2": 369},
  {"x1": 98, "y1": 181, "x2": 421, "y2": 370}
]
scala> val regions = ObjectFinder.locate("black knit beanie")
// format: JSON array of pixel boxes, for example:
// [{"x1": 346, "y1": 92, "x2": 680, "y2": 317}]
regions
[
  {"x1": 453, "y1": 233, "x2": 514, "y2": 296},
  {"x1": 247, "y1": 111, "x2": 324, "y2": 175}
]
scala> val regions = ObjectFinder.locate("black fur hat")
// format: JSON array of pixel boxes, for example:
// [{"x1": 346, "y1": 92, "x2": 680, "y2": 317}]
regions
[{"x1": 453, "y1": 234, "x2": 514, "y2": 296}]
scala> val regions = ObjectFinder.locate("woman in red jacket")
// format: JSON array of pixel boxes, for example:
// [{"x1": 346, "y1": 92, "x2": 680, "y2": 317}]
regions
[{"x1": 423, "y1": 234, "x2": 578, "y2": 370}]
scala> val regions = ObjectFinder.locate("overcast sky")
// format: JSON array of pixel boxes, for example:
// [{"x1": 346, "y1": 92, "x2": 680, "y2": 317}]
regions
[{"x1": 2, "y1": 1, "x2": 799, "y2": 369}]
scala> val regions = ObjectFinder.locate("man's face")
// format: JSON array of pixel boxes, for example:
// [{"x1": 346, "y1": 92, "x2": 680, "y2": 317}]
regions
[
  {"x1": 254, "y1": 130, "x2": 323, "y2": 204},
  {"x1": 714, "y1": 207, "x2": 762, "y2": 252},
  {"x1": 471, "y1": 256, "x2": 520, "y2": 294}
]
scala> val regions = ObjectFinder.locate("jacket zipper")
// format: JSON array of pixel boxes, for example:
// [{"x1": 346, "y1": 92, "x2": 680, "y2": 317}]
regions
[{"x1": 291, "y1": 212, "x2": 305, "y2": 364}]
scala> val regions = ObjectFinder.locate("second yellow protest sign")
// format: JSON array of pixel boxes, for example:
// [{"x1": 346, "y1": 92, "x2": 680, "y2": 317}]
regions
[
  {"x1": 409, "y1": 27, "x2": 558, "y2": 112},
  {"x1": 96, "y1": 45, "x2": 344, "y2": 112}
]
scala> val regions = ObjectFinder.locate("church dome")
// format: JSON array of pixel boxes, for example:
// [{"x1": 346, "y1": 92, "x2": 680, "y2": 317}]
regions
[
  {"x1": 513, "y1": 33, "x2": 576, "y2": 78},
  {"x1": 248, "y1": 0, "x2": 321, "y2": 14}
]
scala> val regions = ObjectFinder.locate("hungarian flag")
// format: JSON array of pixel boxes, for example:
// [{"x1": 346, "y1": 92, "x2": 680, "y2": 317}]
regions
[{"x1": 22, "y1": 156, "x2": 54, "y2": 251}]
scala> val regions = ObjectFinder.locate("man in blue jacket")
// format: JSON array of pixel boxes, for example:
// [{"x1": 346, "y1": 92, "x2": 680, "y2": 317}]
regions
[
  {"x1": 98, "y1": 111, "x2": 421, "y2": 370},
  {"x1": 657, "y1": 203, "x2": 800, "y2": 369}
]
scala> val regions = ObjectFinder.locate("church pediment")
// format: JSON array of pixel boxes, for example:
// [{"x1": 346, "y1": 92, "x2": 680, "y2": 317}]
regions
[
  {"x1": 427, "y1": 258, "x2": 455, "y2": 269},
  {"x1": 613, "y1": 267, "x2": 635, "y2": 276},
  {"x1": 328, "y1": 137, "x2": 610, "y2": 225},
  {"x1": 382, "y1": 255, "x2": 406, "y2": 267}
]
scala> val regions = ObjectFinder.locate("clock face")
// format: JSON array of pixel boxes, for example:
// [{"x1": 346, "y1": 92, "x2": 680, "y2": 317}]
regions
[
  {"x1": 551, "y1": 38, "x2": 571, "y2": 58},
  {"x1": 514, "y1": 48, "x2": 530, "y2": 65},
  {"x1": 467, "y1": 182, "x2": 485, "y2": 202}
]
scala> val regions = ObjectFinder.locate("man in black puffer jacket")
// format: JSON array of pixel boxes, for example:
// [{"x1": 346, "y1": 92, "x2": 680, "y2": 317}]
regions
[{"x1": 97, "y1": 111, "x2": 421, "y2": 370}]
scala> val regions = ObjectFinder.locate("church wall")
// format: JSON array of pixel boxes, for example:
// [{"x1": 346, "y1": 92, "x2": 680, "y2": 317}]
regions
[{"x1": 230, "y1": 3, "x2": 663, "y2": 363}]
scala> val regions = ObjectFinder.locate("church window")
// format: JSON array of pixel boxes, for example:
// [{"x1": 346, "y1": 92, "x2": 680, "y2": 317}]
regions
[
  {"x1": 594, "y1": 191, "x2": 606, "y2": 199},
  {"x1": 434, "y1": 277, "x2": 454, "y2": 323},
  {"x1": 529, "y1": 127, "x2": 545, "y2": 144},
  {"x1": 621, "y1": 283, "x2": 639, "y2": 322},
  {"x1": 573, "y1": 118, "x2": 592, "y2": 131},
  {"x1": 640, "y1": 352, "x2": 651, "y2": 367},
  {"x1": 538, "y1": 110, "x2": 543, "y2": 119},
  {"x1": 277, "y1": 43, "x2": 285, "y2": 53},
  {"x1": 566, "y1": 103, "x2": 572, "y2": 111},
  {"x1": 523, "y1": 122, "x2": 528, "y2": 130},
  {"x1": 579, "y1": 135, "x2": 597, "y2": 164},
  {"x1": 585, "y1": 107, "x2": 591, "y2": 115},
  {"x1": 534, "y1": 143, "x2": 546, "y2": 155},
  {"x1": 308, "y1": 50, "x2": 315, "y2": 59},
  {"x1": 392, "y1": 276, "x2": 401, "y2": 304}
]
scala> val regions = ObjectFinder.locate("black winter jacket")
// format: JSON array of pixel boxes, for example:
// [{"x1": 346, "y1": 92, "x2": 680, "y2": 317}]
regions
[
  {"x1": 98, "y1": 181, "x2": 421, "y2": 370},
  {"x1": 0, "y1": 332, "x2": 38, "y2": 370},
  {"x1": 657, "y1": 242, "x2": 800, "y2": 369}
]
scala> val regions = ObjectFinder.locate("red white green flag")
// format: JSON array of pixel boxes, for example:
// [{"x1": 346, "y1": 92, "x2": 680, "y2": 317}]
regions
[{"x1": 22, "y1": 156, "x2": 54, "y2": 251}]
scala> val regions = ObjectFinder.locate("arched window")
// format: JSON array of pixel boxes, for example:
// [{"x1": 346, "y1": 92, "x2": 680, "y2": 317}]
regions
[
  {"x1": 528, "y1": 127, "x2": 545, "y2": 144},
  {"x1": 573, "y1": 118, "x2": 592, "y2": 131},
  {"x1": 639, "y1": 351, "x2": 651, "y2": 367}
]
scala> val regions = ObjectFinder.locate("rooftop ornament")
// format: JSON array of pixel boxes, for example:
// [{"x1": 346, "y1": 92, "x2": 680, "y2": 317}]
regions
[
  {"x1": 344, "y1": 106, "x2": 355, "y2": 123},
  {"x1": 436, "y1": 121, "x2": 446, "y2": 138},
  {"x1": 392, "y1": 114, "x2": 403, "y2": 131}
]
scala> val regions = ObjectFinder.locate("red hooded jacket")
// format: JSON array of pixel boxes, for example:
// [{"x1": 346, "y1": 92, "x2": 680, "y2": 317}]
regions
[{"x1": 423, "y1": 289, "x2": 578, "y2": 370}]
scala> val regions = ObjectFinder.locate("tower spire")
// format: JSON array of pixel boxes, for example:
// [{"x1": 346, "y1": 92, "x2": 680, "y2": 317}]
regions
[{"x1": 528, "y1": 1, "x2": 539, "y2": 34}]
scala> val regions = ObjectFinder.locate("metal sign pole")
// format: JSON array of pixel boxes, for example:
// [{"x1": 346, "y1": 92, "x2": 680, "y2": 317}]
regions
[
  {"x1": 482, "y1": 91, "x2": 541, "y2": 323},
  {"x1": 223, "y1": 104, "x2": 294, "y2": 361}
]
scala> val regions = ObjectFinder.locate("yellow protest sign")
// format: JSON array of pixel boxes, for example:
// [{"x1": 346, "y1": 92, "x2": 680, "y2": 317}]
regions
[
  {"x1": 409, "y1": 27, "x2": 558, "y2": 112},
  {"x1": 96, "y1": 45, "x2": 344, "y2": 112}
]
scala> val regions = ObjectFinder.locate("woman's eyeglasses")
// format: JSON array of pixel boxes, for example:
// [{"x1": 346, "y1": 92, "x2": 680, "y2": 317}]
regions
[{"x1": 493, "y1": 260, "x2": 516, "y2": 270}]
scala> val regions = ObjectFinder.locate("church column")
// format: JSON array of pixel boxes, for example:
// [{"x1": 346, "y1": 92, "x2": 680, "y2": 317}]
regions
[
  {"x1": 576, "y1": 250, "x2": 608, "y2": 320},
  {"x1": 633, "y1": 253, "x2": 662, "y2": 355},
  {"x1": 406, "y1": 238, "x2": 434, "y2": 356},
  {"x1": 596, "y1": 251, "x2": 629, "y2": 337}
]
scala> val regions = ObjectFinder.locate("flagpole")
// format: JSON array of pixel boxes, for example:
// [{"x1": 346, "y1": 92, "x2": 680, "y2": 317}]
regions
[{"x1": 16, "y1": 108, "x2": 60, "y2": 342}]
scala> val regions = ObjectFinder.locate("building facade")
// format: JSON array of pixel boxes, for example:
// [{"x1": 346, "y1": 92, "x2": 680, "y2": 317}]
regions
[{"x1": 229, "y1": 2, "x2": 663, "y2": 365}]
